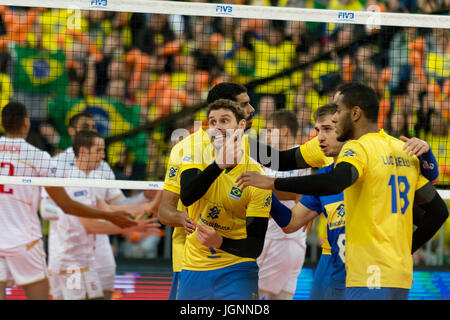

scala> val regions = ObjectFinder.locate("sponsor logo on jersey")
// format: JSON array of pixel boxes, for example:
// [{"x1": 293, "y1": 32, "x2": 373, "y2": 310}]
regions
[{"x1": 207, "y1": 206, "x2": 221, "y2": 219}]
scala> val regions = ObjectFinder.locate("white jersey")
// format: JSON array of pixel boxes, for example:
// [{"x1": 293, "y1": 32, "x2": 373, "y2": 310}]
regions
[
  {"x1": 53, "y1": 148, "x2": 123, "y2": 203},
  {"x1": 264, "y1": 165, "x2": 309, "y2": 244},
  {"x1": 0, "y1": 137, "x2": 61, "y2": 250},
  {"x1": 52, "y1": 148, "x2": 120, "y2": 277},
  {"x1": 48, "y1": 166, "x2": 97, "y2": 274}
]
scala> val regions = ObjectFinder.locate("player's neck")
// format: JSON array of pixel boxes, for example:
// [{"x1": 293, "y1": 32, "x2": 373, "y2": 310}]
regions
[
  {"x1": 353, "y1": 122, "x2": 379, "y2": 140},
  {"x1": 4, "y1": 133, "x2": 26, "y2": 139}
]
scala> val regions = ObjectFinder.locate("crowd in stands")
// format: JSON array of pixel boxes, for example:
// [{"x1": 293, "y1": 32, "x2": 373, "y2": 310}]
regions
[{"x1": 0, "y1": 0, "x2": 448, "y2": 258}]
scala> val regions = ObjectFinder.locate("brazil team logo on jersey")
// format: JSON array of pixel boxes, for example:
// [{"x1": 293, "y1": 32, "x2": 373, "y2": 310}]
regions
[
  {"x1": 336, "y1": 203, "x2": 345, "y2": 217},
  {"x1": 343, "y1": 149, "x2": 355, "y2": 158},
  {"x1": 207, "y1": 206, "x2": 221, "y2": 219},
  {"x1": 263, "y1": 194, "x2": 272, "y2": 208},
  {"x1": 167, "y1": 166, "x2": 179, "y2": 181},
  {"x1": 229, "y1": 186, "x2": 243, "y2": 200}
]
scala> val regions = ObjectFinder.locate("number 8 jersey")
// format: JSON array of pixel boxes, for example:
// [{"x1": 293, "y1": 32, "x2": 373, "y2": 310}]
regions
[
  {"x1": 335, "y1": 129, "x2": 429, "y2": 289},
  {"x1": 0, "y1": 137, "x2": 61, "y2": 251}
]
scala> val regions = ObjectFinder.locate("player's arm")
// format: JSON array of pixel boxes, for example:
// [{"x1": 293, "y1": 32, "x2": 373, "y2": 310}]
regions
[
  {"x1": 411, "y1": 183, "x2": 448, "y2": 253},
  {"x1": 79, "y1": 216, "x2": 161, "y2": 235},
  {"x1": 179, "y1": 162, "x2": 223, "y2": 207},
  {"x1": 270, "y1": 192, "x2": 320, "y2": 233},
  {"x1": 103, "y1": 190, "x2": 162, "y2": 217},
  {"x1": 196, "y1": 216, "x2": 268, "y2": 259},
  {"x1": 273, "y1": 189, "x2": 299, "y2": 201},
  {"x1": 400, "y1": 136, "x2": 439, "y2": 184},
  {"x1": 237, "y1": 162, "x2": 359, "y2": 196},
  {"x1": 248, "y1": 136, "x2": 310, "y2": 170},
  {"x1": 158, "y1": 189, "x2": 192, "y2": 229},
  {"x1": 44, "y1": 186, "x2": 136, "y2": 228}
]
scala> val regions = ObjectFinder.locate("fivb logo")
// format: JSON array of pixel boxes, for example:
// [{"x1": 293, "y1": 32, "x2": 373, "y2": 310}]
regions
[
  {"x1": 90, "y1": 0, "x2": 108, "y2": 8},
  {"x1": 216, "y1": 5, "x2": 233, "y2": 16},
  {"x1": 337, "y1": 11, "x2": 355, "y2": 21}
]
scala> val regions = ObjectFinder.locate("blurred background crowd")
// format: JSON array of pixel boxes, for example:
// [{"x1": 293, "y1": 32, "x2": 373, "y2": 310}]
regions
[{"x1": 0, "y1": 0, "x2": 448, "y2": 263}]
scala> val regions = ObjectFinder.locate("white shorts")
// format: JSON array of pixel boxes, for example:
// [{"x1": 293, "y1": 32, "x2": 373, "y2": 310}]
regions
[
  {"x1": 257, "y1": 238, "x2": 306, "y2": 297},
  {"x1": 0, "y1": 239, "x2": 47, "y2": 287},
  {"x1": 94, "y1": 238, "x2": 116, "y2": 292},
  {"x1": 49, "y1": 269, "x2": 103, "y2": 300}
]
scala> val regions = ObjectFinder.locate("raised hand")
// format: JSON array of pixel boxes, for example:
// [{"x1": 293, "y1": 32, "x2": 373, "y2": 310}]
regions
[{"x1": 215, "y1": 129, "x2": 244, "y2": 170}]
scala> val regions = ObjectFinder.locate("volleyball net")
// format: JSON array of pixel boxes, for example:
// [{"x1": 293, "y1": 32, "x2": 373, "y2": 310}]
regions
[{"x1": 0, "y1": 0, "x2": 448, "y2": 199}]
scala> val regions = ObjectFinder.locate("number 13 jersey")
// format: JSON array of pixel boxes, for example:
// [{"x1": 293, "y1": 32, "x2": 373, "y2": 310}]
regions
[{"x1": 335, "y1": 130, "x2": 429, "y2": 289}]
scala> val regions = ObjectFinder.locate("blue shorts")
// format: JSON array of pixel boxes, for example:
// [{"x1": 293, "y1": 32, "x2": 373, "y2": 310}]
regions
[
  {"x1": 345, "y1": 287, "x2": 409, "y2": 300},
  {"x1": 324, "y1": 287, "x2": 345, "y2": 300},
  {"x1": 168, "y1": 271, "x2": 180, "y2": 300},
  {"x1": 177, "y1": 261, "x2": 259, "y2": 300},
  {"x1": 310, "y1": 254, "x2": 332, "y2": 300}
]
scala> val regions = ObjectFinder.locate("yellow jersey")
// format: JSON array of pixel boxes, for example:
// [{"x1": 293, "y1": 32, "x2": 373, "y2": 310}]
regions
[
  {"x1": 180, "y1": 152, "x2": 272, "y2": 271},
  {"x1": 300, "y1": 136, "x2": 334, "y2": 168},
  {"x1": 335, "y1": 129, "x2": 429, "y2": 289},
  {"x1": 163, "y1": 128, "x2": 212, "y2": 272}
]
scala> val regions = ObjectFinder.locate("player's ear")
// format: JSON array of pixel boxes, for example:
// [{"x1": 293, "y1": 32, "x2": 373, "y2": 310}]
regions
[
  {"x1": 238, "y1": 119, "x2": 246, "y2": 130},
  {"x1": 352, "y1": 106, "x2": 362, "y2": 122},
  {"x1": 23, "y1": 116, "x2": 31, "y2": 134},
  {"x1": 68, "y1": 126, "x2": 76, "y2": 139}
]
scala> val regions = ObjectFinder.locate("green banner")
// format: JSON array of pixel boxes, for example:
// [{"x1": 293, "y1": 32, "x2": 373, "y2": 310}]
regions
[
  {"x1": 13, "y1": 45, "x2": 68, "y2": 96},
  {"x1": 48, "y1": 96, "x2": 148, "y2": 163}
]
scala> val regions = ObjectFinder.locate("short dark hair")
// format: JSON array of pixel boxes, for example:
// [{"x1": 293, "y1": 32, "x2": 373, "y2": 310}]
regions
[
  {"x1": 268, "y1": 109, "x2": 299, "y2": 138},
  {"x1": 73, "y1": 130, "x2": 103, "y2": 157},
  {"x1": 68, "y1": 112, "x2": 94, "y2": 129},
  {"x1": 1, "y1": 101, "x2": 28, "y2": 134},
  {"x1": 206, "y1": 82, "x2": 247, "y2": 104},
  {"x1": 338, "y1": 82, "x2": 379, "y2": 123},
  {"x1": 207, "y1": 99, "x2": 246, "y2": 123},
  {"x1": 313, "y1": 103, "x2": 338, "y2": 123}
]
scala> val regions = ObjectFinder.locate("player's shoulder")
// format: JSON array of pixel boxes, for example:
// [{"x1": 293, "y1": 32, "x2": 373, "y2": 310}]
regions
[
  {"x1": 20, "y1": 140, "x2": 52, "y2": 160},
  {"x1": 245, "y1": 155, "x2": 266, "y2": 173},
  {"x1": 169, "y1": 129, "x2": 209, "y2": 159}
]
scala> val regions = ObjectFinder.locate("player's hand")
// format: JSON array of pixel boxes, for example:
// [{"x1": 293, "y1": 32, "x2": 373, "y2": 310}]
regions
[
  {"x1": 400, "y1": 136, "x2": 430, "y2": 157},
  {"x1": 107, "y1": 210, "x2": 137, "y2": 229},
  {"x1": 129, "y1": 217, "x2": 161, "y2": 234},
  {"x1": 216, "y1": 129, "x2": 244, "y2": 170},
  {"x1": 183, "y1": 211, "x2": 197, "y2": 235},
  {"x1": 134, "y1": 201, "x2": 160, "y2": 219},
  {"x1": 236, "y1": 171, "x2": 275, "y2": 190},
  {"x1": 196, "y1": 223, "x2": 222, "y2": 248}
]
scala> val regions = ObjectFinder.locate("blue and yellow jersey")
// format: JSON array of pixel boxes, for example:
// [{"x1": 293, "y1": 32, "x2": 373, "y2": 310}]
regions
[
  {"x1": 180, "y1": 152, "x2": 272, "y2": 271},
  {"x1": 300, "y1": 163, "x2": 346, "y2": 288},
  {"x1": 299, "y1": 136, "x2": 334, "y2": 168},
  {"x1": 335, "y1": 129, "x2": 429, "y2": 289},
  {"x1": 163, "y1": 128, "x2": 211, "y2": 273}
]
